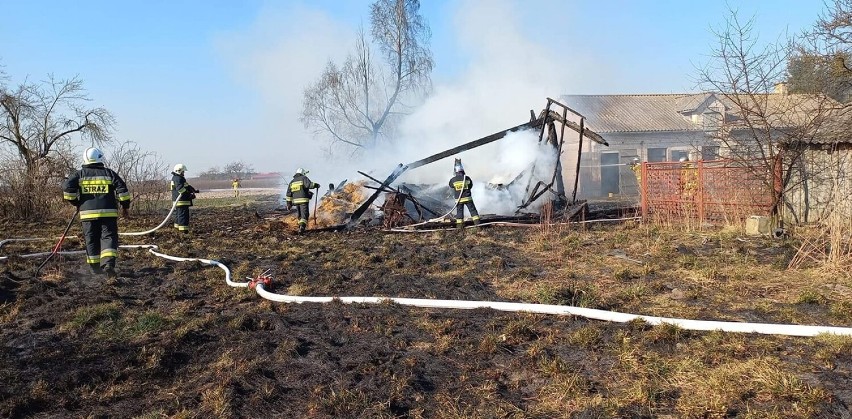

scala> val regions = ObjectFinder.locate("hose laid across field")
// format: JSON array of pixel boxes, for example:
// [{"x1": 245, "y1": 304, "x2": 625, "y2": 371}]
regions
[
  {"x1": 119, "y1": 197, "x2": 180, "y2": 236},
  {"x1": 384, "y1": 216, "x2": 643, "y2": 233},
  {"x1": 3, "y1": 239, "x2": 852, "y2": 337},
  {"x1": 0, "y1": 198, "x2": 179, "y2": 265}
]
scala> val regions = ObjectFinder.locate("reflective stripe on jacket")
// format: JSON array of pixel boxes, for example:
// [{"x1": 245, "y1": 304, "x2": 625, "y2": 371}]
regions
[
  {"x1": 449, "y1": 174, "x2": 473, "y2": 204},
  {"x1": 63, "y1": 164, "x2": 131, "y2": 220},
  {"x1": 286, "y1": 174, "x2": 318, "y2": 204},
  {"x1": 170, "y1": 172, "x2": 196, "y2": 206}
]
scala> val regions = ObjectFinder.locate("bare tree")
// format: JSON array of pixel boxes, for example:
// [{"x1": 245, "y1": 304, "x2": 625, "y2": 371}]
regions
[
  {"x1": 223, "y1": 160, "x2": 254, "y2": 178},
  {"x1": 787, "y1": 52, "x2": 852, "y2": 102},
  {"x1": 785, "y1": 0, "x2": 852, "y2": 264},
  {"x1": 198, "y1": 165, "x2": 222, "y2": 179},
  {"x1": 196, "y1": 162, "x2": 255, "y2": 180},
  {"x1": 697, "y1": 9, "x2": 839, "y2": 222},
  {"x1": 788, "y1": 0, "x2": 852, "y2": 103},
  {"x1": 0, "y1": 75, "x2": 114, "y2": 174},
  {"x1": 106, "y1": 140, "x2": 169, "y2": 214},
  {"x1": 0, "y1": 75, "x2": 114, "y2": 218},
  {"x1": 301, "y1": 0, "x2": 432, "y2": 154}
]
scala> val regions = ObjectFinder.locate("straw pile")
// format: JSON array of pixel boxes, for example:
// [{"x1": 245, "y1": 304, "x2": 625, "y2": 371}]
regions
[{"x1": 315, "y1": 181, "x2": 368, "y2": 227}]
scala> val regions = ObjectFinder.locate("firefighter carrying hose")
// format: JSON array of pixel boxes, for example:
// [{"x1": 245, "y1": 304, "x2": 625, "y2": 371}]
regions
[
  {"x1": 286, "y1": 168, "x2": 319, "y2": 234},
  {"x1": 170, "y1": 164, "x2": 198, "y2": 234},
  {"x1": 449, "y1": 159, "x2": 480, "y2": 229},
  {"x1": 62, "y1": 147, "x2": 131, "y2": 280}
]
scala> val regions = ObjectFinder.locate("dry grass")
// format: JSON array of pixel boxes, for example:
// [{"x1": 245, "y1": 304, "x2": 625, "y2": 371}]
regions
[{"x1": 3, "y1": 205, "x2": 852, "y2": 417}]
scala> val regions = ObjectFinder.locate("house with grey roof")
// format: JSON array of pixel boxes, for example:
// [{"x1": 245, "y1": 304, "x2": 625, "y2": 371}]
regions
[
  {"x1": 559, "y1": 92, "x2": 726, "y2": 199},
  {"x1": 780, "y1": 109, "x2": 852, "y2": 223},
  {"x1": 561, "y1": 86, "x2": 851, "y2": 223}
]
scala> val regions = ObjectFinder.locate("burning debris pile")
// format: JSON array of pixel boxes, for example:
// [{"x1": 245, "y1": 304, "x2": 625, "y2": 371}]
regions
[
  {"x1": 265, "y1": 99, "x2": 608, "y2": 232},
  {"x1": 315, "y1": 181, "x2": 368, "y2": 227}
]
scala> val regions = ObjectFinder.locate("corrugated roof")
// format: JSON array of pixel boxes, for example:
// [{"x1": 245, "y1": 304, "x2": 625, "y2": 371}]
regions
[
  {"x1": 796, "y1": 107, "x2": 852, "y2": 145},
  {"x1": 560, "y1": 94, "x2": 711, "y2": 133},
  {"x1": 560, "y1": 93, "x2": 841, "y2": 136}
]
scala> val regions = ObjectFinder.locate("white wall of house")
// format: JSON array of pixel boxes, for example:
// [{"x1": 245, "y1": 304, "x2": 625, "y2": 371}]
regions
[
  {"x1": 784, "y1": 146, "x2": 852, "y2": 223},
  {"x1": 559, "y1": 130, "x2": 719, "y2": 199}
]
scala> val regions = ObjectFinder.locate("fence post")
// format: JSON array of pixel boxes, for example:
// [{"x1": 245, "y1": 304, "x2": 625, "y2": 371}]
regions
[
  {"x1": 697, "y1": 160, "x2": 705, "y2": 225},
  {"x1": 640, "y1": 162, "x2": 647, "y2": 219}
]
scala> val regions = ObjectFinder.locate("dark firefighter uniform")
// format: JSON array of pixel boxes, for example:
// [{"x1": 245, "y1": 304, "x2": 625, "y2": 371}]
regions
[
  {"x1": 63, "y1": 164, "x2": 131, "y2": 274},
  {"x1": 286, "y1": 172, "x2": 319, "y2": 233},
  {"x1": 449, "y1": 172, "x2": 480, "y2": 228},
  {"x1": 170, "y1": 172, "x2": 197, "y2": 233}
]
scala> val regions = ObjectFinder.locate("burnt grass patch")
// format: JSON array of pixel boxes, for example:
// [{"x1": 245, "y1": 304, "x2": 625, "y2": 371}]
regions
[{"x1": 1, "y1": 202, "x2": 851, "y2": 417}]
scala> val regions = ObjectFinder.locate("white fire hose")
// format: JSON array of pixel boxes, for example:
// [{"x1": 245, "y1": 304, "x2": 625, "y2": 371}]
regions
[
  {"x1": 384, "y1": 216, "x2": 643, "y2": 233},
  {"x1": 118, "y1": 197, "x2": 180, "y2": 236},
  {"x1": 0, "y1": 197, "x2": 179, "y2": 263},
  {"x1": 2, "y1": 240, "x2": 851, "y2": 337},
  {"x1": 2, "y1": 204, "x2": 850, "y2": 337}
]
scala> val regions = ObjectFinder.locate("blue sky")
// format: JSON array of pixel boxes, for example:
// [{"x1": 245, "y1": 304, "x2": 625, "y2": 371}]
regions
[{"x1": 0, "y1": 0, "x2": 826, "y2": 173}]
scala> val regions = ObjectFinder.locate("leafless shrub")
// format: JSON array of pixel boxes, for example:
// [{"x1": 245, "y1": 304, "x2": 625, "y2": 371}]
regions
[
  {"x1": 105, "y1": 141, "x2": 169, "y2": 214},
  {"x1": 0, "y1": 74, "x2": 114, "y2": 219},
  {"x1": 0, "y1": 152, "x2": 71, "y2": 219}
]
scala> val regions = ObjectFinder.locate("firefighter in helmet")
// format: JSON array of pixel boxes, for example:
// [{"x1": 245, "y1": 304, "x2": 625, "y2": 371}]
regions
[
  {"x1": 232, "y1": 178, "x2": 241, "y2": 197},
  {"x1": 629, "y1": 157, "x2": 642, "y2": 197},
  {"x1": 449, "y1": 159, "x2": 480, "y2": 229},
  {"x1": 286, "y1": 168, "x2": 319, "y2": 234},
  {"x1": 170, "y1": 164, "x2": 198, "y2": 233},
  {"x1": 62, "y1": 147, "x2": 131, "y2": 280}
]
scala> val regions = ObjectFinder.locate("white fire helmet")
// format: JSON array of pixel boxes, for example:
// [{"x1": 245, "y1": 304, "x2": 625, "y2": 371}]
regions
[
  {"x1": 83, "y1": 147, "x2": 104, "y2": 165},
  {"x1": 295, "y1": 168, "x2": 307, "y2": 175},
  {"x1": 174, "y1": 163, "x2": 187, "y2": 173},
  {"x1": 454, "y1": 161, "x2": 464, "y2": 174}
]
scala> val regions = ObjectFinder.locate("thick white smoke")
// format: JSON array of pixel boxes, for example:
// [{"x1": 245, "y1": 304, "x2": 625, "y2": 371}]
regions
[
  {"x1": 219, "y1": 0, "x2": 574, "y2": 215},
  {"x1": 348, "y1": 0, "x2": 572, "y2": 215}
]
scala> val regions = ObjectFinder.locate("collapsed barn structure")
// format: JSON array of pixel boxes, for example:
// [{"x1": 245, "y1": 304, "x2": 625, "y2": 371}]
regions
[{"x1": 313, "y1": 98, "x2": 610, "y2": 231}]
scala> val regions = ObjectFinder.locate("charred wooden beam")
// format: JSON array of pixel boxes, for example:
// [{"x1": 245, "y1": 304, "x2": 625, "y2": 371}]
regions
[
  {"x1": 343, "y1": 99, "x2": 609, "y2": 229},
  {"x1": 405, "y1": 120, "x2": 545, "y2": 171},
  {"x1": 358, "y1": 170, "x2": 394, "y2": 189},
  {"x1": 346, "y1": 164, "x2": 407, "y2": 228},
  {"x1": 362, "y1": 184, "x2": 397, "y2": 193}
]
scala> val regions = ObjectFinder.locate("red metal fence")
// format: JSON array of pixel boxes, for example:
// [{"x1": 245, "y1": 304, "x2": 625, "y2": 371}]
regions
[{"x1": 640, "y1": 159, "x2": 775, "y2": 223}]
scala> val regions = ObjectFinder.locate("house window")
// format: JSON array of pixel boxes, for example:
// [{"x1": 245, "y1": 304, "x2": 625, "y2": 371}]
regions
[
  {"x1": 671, "y1": 150, "x2": 689, "y2": 162},
  {"x1": 647, "y1": 148, "x2": 667, "y2": 162},
  {"x1": 702, "y1": 146, "x2": 720, "y2": 160}
]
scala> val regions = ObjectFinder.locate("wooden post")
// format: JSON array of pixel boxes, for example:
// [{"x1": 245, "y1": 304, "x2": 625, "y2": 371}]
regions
[
  {"x1": 571, "y1": 117, "x2": 585, "y2": 204},
  {"x1": 697, "y1": 160, "x2": 705, "y2": 225},
  {"x1": 641, "y1": 162, "x2": 648, "y2": 219}
]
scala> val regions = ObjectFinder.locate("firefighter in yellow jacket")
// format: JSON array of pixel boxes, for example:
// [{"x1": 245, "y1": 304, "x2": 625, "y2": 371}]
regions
[
  {"x1": 63, "y1": 147, "x2": 131, "y2": 279},
  {"x1": 449, "y1": 159, "x2": 480, "y2": 228},
  {"x1": 170, "y1": 164, "x2": 198, "y2": 233},
  {"x1": 232, "y1": 178, "x2": 241, "y2": 197},
  {"x1": 286, "y1": 168, "x2": 319, "y2": 234}
]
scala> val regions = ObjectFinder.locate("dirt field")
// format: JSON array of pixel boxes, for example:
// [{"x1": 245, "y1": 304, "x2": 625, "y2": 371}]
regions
[{"x1": 1, "y1": 195, "x2": 851, "y2": 418}]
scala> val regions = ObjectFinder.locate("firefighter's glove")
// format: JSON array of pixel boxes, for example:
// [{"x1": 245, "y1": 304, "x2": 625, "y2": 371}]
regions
[
  {"x1": 286, "y1": 203, "x2": 292, "y2": 211},
  {"x1": 121, "y1": 207, "x2": 130, "y2": 218},
  {"x1": 314, "y1": 184, "x2": 320, "y2": 190}
]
